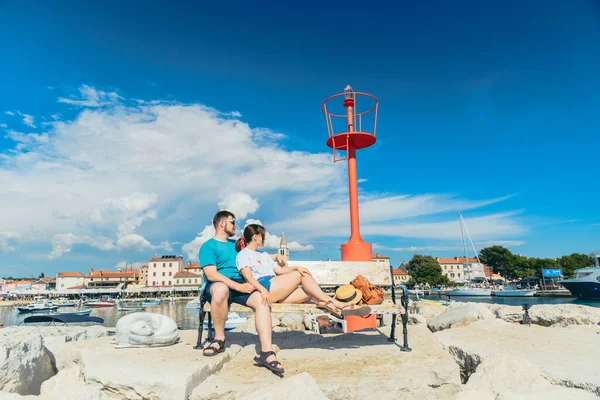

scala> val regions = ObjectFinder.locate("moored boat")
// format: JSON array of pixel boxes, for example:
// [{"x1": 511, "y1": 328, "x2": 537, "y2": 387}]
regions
[
  {"x1": 447, "y1": 287, "x2": 492, "y2": 296},
  {"x1": 85, "y1": 299, "x2": 116, "y2": 307},
  {"x1": 495, "y1": 284, "x2": 535, "y2": 297},
  {"x1": 142, "y1": 298, "x2": 163, "y2": 306},
  {"x1": 14, "y1": 297, "x2": 59, "y2": 313},
  {"x1": 559, "y1": 265, "x2": 600, "y2": 300},
  {"x1": 203, "y1": 312, "x2": 246, "y2": 331}
]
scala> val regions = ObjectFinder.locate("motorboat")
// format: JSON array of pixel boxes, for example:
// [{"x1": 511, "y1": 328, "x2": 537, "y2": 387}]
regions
[
  {"x1": 559, "y1": 266, "x2": 600, "y2": 300},
  {"x1": 447, "y1": 287, "x2": 492, "y2": 296},
  {"x1": 495, "y1": 284, "x2": 535, "y2": 297},
  {"x1": 53, "y1": 297, "x2": 77, "y2": 307},
  {"x1": 14, "y1": 297, "x2": 59, "y2": 313},
  {"x1": 117, "y1": 301, "x2": 146, "y2": 311},
  {"x1": 85, "y1": 299, "x2": 116, "y2": 307},
  {"x1": 142, "y1": 298, "x2": 163, "y2": 306},
  {"x1": 203, "y1": 312, "x2": 246, "y2": 332},
  {"x1": 185, "y1": 298, "x2": 201, "y2": 309}
]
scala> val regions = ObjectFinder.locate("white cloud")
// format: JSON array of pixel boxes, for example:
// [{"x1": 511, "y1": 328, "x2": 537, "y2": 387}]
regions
[
  {"x1": 17, "y1": 112, "x2": 36, "y2": 128},
  {"x1": 0, "y1": 84, "x2": 524, "y2": 266},
  {"x1": 0, "y1": 231, "x2": 21, "y2": 252},
  {"x1": 270, "y1": 194, "x2": 519, "y2": 240},
  {"x1": 49, "y1": 233, "x2": 115, "y2": 259},
  {"x1": 117, "y1": 234, "x2": 152, "y2": 251},
  {"x1": 47, "y1": 86, "x2": 54, "y2": 90},
  {"x1": 113, "y1": 260, "x2": 147, "y2": 270},
  {"x1": 264, "y1": 232, "x2": 313, "y2": 251},
  {"x1": 0, "y1": 123, "x2": 7, "y2": 128},
  {"x1": 182, "y1": 225, "x2": 216, "y2": 261},
  {"x1": 361, "y1": 212, "x2": 525, "y2": 240},
  {"x1": 4, "y1": 111, "x2": 15, "y2": 116},
  {"x1": 156, "y1": 241, "x2": 174, "y2": 252},
  {"x1": 57, "y1": 84, "x2": 122, "y2": 107},
  {"x1": 380, "y1": 240, "x2": 527, "y2": 253},
  {"x1": 218, "y1": 192, "x2": 259, "y2": 219}
]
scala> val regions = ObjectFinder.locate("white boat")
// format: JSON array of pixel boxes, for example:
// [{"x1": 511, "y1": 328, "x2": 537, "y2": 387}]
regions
[
  {"x1": 15, "y1": 297, "x2": 59, "y2": 313},
  {"x1": 185, "y1": 298, "x2": 201, "y2": 308},
  {"x1": 85, "y1": 299, "x2": 116, "y2": 307},
  {"x1": 53, "y1": 297, "x2": 77, "y2": 307},
  {"x1": 447, "y1": 287, "x2": 492, "y2": 296},
  {"x1": 495, "y1": 284, "x2": 535, "y2": 297},
  {"x1": 203, "y1": 312, "x2": 247, "y2": 331},
  {"x1": 559, "y1": 254, "x2": 600, "y2": 299},
  {"x1": 445, "y1": 213, "x2": 492, "y2": 297}
]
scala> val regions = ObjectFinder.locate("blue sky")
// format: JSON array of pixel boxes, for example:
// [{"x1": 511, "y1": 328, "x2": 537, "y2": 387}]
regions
[{"x1": 0, "y1": 1, "x2": 599, "y2": 277}]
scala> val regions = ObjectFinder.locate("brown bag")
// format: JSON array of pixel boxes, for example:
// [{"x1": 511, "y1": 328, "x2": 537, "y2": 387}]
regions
[{"x1": 350, "y1": 275, "x2": 384, "y2": 305}]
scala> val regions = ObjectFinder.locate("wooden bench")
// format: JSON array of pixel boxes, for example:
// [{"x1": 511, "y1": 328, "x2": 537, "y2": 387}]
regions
[{"x1": 193, "y1": 261, "x2": 411, "y2": 351}]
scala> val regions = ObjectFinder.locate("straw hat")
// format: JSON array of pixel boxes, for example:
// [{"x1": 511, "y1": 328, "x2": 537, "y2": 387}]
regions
[{"x1": 335, "y1": 284, "x2": 362, "y2": 305}]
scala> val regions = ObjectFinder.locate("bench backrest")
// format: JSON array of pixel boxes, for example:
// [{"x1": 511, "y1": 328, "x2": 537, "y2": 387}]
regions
[{"x1": 287, "y1": 261, "x2": 391, "y2": 286}]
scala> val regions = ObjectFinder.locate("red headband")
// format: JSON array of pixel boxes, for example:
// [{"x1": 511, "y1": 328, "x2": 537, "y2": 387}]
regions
[{"x1": 239, "y1": 236, "x2": 246, "y2": 249}]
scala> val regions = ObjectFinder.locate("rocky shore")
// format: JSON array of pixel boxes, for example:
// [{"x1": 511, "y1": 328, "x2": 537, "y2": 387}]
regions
[{"x1": 0, "y1": 302, "x2": 599, "y2": 399}]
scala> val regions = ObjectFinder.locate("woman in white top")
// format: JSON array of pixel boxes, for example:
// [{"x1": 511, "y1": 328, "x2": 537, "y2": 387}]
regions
[{"x1": 235, "y1": 224, "x2": 367, "y2": 315}]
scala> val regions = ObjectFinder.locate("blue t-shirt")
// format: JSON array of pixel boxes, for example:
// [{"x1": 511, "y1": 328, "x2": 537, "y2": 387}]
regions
[{"x1": 199, "y1": 238, "x2": 244, "y2": 283}]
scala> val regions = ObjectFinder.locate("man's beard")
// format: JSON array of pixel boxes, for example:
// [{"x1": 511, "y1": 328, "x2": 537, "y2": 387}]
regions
[{"x1": 225, "y1": 227, "x2": 236, "y2": 237}]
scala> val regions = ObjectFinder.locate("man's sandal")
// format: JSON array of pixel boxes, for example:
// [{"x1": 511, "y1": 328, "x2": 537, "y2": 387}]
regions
[
  {"x1": 253, "y1": 351, "x2": 285, "y2": 374},
  {"x1": 203, "y1": 339, "x2": 225, "y2": 357}
]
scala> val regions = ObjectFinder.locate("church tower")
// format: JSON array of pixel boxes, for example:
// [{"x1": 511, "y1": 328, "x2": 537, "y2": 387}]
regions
[{"x1": 278, "y1": 232, "x2": 289, "y2": 262}]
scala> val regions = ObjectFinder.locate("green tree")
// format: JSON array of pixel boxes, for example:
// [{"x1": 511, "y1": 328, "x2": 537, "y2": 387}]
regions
[
  {"x1": 406, "y1": 254, "x2": 451, "y2": 286},
  {"x1": 479, "y1": 246, "x2": 517, "y2": 278},
  {"x1": 558, "y1": 253, "x2": 594, "y2": 278},
  {"x1": 39, "y1": 272, "x2": 45, "y2": 279}
]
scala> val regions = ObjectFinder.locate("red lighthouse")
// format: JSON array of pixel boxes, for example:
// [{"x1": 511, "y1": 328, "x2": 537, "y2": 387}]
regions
[{"x1": 322, "y1": 86, "x2": 378, "y2": 261}]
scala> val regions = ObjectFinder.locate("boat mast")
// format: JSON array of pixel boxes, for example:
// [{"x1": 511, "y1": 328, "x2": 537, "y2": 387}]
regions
[{"x1": 459, "y1": 213, "x2": 470, "y2": 282}]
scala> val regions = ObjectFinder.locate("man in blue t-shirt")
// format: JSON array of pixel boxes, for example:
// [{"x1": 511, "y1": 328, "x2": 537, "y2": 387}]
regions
[{"x1": 200, "y1": 210, "x2": 284, "y2": 371}]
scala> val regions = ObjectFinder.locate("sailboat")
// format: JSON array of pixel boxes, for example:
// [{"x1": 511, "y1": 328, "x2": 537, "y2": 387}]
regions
[{"x1": 447, "y1": 213, "x2": 492, "y2": 297}]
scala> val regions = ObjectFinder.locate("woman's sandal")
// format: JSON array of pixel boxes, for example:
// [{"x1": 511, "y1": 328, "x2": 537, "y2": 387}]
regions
[
  {"x1": 254, "y1": 351, "x2": 285, "y2": 374},
  {"x1": 341, "y1": 304, "x2": 372, "y2": 317},
  {"x1": 316, "y1": 299, "x2": 344, "y2": 319},
  {"x1": 202, "y1": 339, "x2": 225, "y2": 357}
]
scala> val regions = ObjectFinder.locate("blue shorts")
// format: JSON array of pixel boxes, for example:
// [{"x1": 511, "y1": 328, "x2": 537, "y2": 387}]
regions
[
  {"x1": 258, "y1": 276, "x2": 273, "y2": 292},
  {"x1": 204, "y1": 281, "x2": 253, "y2": 306}
]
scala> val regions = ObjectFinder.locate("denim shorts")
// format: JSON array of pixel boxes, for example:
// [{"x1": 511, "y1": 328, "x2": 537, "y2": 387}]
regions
[
  {"x1": 257, "y1": 275, "x2": 273, "y2": 292},
  {"x1": 204, "y1": 281, "x2": 253, "y2": 306}
]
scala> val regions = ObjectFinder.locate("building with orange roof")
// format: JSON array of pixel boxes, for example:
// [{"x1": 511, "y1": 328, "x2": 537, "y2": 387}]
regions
[
  {"x1": 147, "y1": 255, "x2": 184, "y2": 287},
  {"x1": 392, "y1": 268, "x2": 410, "y2": 285},
  {"x1": 139, "y1": 265, "x2": 148, "y2": 287},
  {"x1": 174, "y1": 270, "x2": 202, "y2": 287},
  {"x1": 56, "y1": 272, "x2": 85, "y2": 290},
  {"x1": 84, "y1": 268, "x2": 140, "y2": 288},
  {"x1": 372, "y1": 253, "x2": 391, "y2": 270},
  {"x1": 436, "y1": 256, "x2": 497, "y2": 282}
]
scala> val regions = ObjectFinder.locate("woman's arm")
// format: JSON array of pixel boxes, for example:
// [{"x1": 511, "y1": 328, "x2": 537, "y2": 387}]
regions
[
  {"x1": 240, "y1": 267, "x2": 265, "y2": 291},
  {"x1": 273, "y1": 265, "x2": 312, "y2": 277},
  {"x1": 239, "y1": 267, "x2": 272, "y2": 306}
]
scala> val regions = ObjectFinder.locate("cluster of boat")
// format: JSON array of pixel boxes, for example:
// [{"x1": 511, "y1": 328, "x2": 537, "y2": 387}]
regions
[{"x1": 14, "y1": 296, "x2": 173, "y2": 314}]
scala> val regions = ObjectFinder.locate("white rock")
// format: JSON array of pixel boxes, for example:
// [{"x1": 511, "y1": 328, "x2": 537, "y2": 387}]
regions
[
  {"x1": 436, "y1": 319, "x2": 600, "y2": 397},
  {"x1": 239, "y1": 372, "x2": 328, "y2": 400},
  {"x1": 428, "y1": 303, "x2": 494, "y2": 332},
  {"x1": 278, "y1": 313, "x2": 305, "y2": 331},
  {"x1": 0, "y1": 329, "x2": 54, "y2": 395},
  {"x1": 40, "y1": 365, "x2": 110, "y2": 400},
  {"x1": 529, "y1": 304, "x2": 600, "y2": 327},
  {"x1": 414, "y1": 300, "x2": 447, "y2": 321},
  {"x1": 114, "y1": 312, "x2": 179, "y2": 347},
  {"x1": 191, "y1": 325, "x2": 462, "y2": 400},
  {"x1": 58, "y1": 330, "x2": 245, "y2": 400}
]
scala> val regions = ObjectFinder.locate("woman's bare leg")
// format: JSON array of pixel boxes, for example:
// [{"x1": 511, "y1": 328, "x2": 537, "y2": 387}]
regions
[{"x1": 270, "y1": 271, "x2": 353, "y2": 309}]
